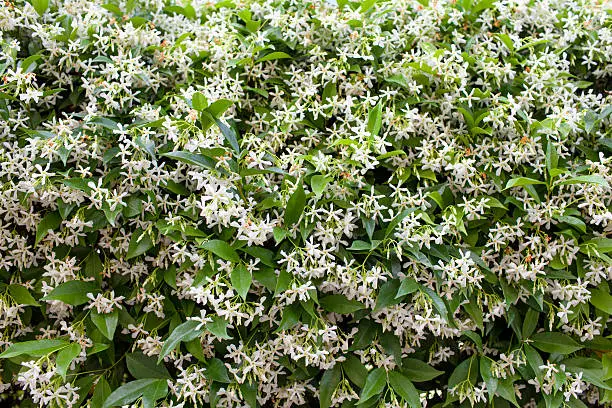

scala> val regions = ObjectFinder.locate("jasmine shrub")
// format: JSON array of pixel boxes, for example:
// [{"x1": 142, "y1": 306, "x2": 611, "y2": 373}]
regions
[{"x1": 0, "y1": 0, "x2": 611, "y2": 407}]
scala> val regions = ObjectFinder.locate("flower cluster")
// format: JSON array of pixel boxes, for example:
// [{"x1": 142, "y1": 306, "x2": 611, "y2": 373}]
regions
[{"x1": 0, "y1": 0, "x2": 611, "y2": 407}]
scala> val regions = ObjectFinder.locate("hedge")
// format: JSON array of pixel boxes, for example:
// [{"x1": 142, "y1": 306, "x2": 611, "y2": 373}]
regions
[{"x1": 0, "y1": 0, "x2": 611, "y2": 407}]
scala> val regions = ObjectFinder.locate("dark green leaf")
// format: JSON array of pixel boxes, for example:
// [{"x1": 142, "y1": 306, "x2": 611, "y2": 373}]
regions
[
  {"x1": 127, "y1": 352, "x2": 171, "y2": 380},
  {"x1": 531, "y1": 332, "x2": 582, "y2": 354},
  {"x1": 206, "y1": 358, "x2": 231, "y2": 383},
  {"x1": 42, "y1": 281, "x2": 98, "y2": 305},
  {"x1": 504, "y1": 177, "x2": 546, "y2": 190},
  {"x1": 320, "y1": 294, "x2": 365, "y2": 314},
  {"x1": 201, "y1": 240, "x2": 240, "y2": 263},
  {"x1": 388, "y1": 371, "x2": 420, "y2": 407},
  {"x1": 256, "y1": 51, "x2": 292, "y2": 63},
  {"x1": 56, "y1": 343, "x2": 81, "y2": 381},
  {"x1": 342, "y1": 354, "x2": 368, "y2": 388},
  {"x1": 8, "y1": 284, "x2": 39, "y2": 306},
  {"x1": 231, "y1": 264, "x2": 252, "y2": 300},
  {"x1": 206, "y1": 316, "x2": 232, "y2": 340},
  {"x1": 367, "y1": 102, "x2": 383, "y2": 137},
  {"x1": 0, "y1": 339, "x2": 69, "y2": 358},
  {"x1": 102, "y1": 379, "x2": 167, "y2": 408},
  {"x1": 126, "y1": 228, "x2": 154, "y2": 260},
  {"x1": 359, "y1": 368, "x2": 386, "y2": 403},
  {"x1": 395, "y1": 278, "x2": 419, "y2": 299},
  {"x1": 91, "y1": 310, "x2": 119, "y2": 340},
  {"x1": 590, "y1": 289, "x2": 612, "y2": 314},
  {"x1": 36, "y1": 212, "x2": 62, "y2": 245},
  {"x1": 162, "y1": 151, "x2": 216, "y2": 169},
  {"x1": 158, "y1": 320, "x2": 203, "y2": 363},
  {"x1": 320, "y1": 364, "x2": 342, "y2": 408},
  {"x1": 400, "y1": 358, "x2": 444, "y2": 382},
  {"x1": 284, "y1": 181, "x2": 306, "y2": 227}
]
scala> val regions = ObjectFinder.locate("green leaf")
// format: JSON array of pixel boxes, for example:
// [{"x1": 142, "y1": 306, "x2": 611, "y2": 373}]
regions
[
  {"x1": 102, "y1": 379, "x2": 167, "y2": 408},
  {"x1": 343, "y1": 354, "x2": 368, "y2": 388},
  {"x1": 310, "y1": 175, "x2": 330, "y2": 196},
  {"x1": 256, "y1": 51, "x2": 292, "y2": 63},
  {"x1": 524, "y1": 344, "x2": 544, "y2": 377},
  {"x1": 231, "y1": 264, "x2": 252, "y2": 300},
  {"x1": 347, "y1": 240, "x2": 371, "y2": 251},
  {"x1": 581, "y1": 238, "x2": 612, "y2": 255},
  {"x1": 385, "y1": 74, "x2": 410, "y2": 89},
  {"x1": 546, "y1": 139, "x2": 559, "y2": 175},
  {"x1": 496, "y1": 378, "x2": 520, "y2": 407},
  {"x1": 472, "y1": 0, "x2": 496, "y2": 14},
  {"x1": 36, "y1": 212, "x2": 62, "y2": 245},
  {"x1": 522, "y1": 308, "x2": 539, "y2": 338},
  {"x1": 367, "y1": 102, "x2": 383, "y2": 137},
  {"x1": 42, "y1": 280, "x2": 98, "y2": 305},
  {"x1": 123, "y1": 196, "x2": 142, "y2": 218},
  {"x1": 320, "y1": 364, "x2": 342, "y2": 408},
  {"x1": 84, "y1": 251, "x2": 104, "y2": 283},
  {"x1": 0, "y1": 339, "x2": 69, "y2": 358},
  {"x1": 161, "y1": 151, "x2": 216, "y2": 169},
  {"x1": 273, "y1": 226, "x2": 287, "y2": 243},
  {"x1": 62, "y1": 178, "x2": 93, "y2": 192},
  {"x1": 201, "y1": 239, "x2": 240, "y2": 263},
  {"x1": 214, "y1": 118, "x2": 240, "y2": 153},
  {"x1": 206, "y1": 99, "x2": 234, "y2": 118},
  {"x1": 158, "y1": 320, "x2": 203, "y2": 363},
  {"x1": 359, "y1": 368, "x2": 387, "y2": 403},
  {"x1": 126, "y1": 228, "x2": 154, "y2": 260},
  {"x1": 504, "y1": 177, "x2": 546, "y2": 190},
  {"x1": 360, "y1": 0, "x2": 377, "y2": 12},
  {"x1": 320, "y1": 294, "x2": 365, "y2": 314},
  {"x1": 284, "y1": 181, "x2": 306, "y2": 227},
  {"x1": 462, "y1": 330, "x2": 483, "y2": 353},
  {"x1": 380, "y1": 332, "x2": 402, "y2": 365},
  {"x1": 584, "y1": 110, "x2": 598, "y2": 134},
  {"x1": 192, "y1": 92, "x2": 208, "y2": 111},
  {"x1": 556, "y1": 215, "x2": 586, "y2": 233},
  {"x1": 563, "y1": 357, "x2": 612, "y2": 390},
  {"x1": 141, "y1": 379, "x2": 168, "y2": 408},
  {"x1": 30, "y1": 0, "x2": 49, "y2": 15},
  {"x1": 91, "y1": 377, "x2": 111, "y2": 408},
  {"x1": 240, "y1": 381, "x2": 257, "y2": 408},
  {"x1": 590, "y1": 289, "x2": 612, "y2": 314},
  {"x1": 21, "y1": 54, "x2": 43, "y2": 73},
  {"x1": 531, "y1": 332, "x2": 582, "y2": 354},
  {"x1": 206, "y1": 358, "x2": 231, "y2": 383},
  {"x1": 479, "y1": 357, "x2": 498, "y2": 400},
  {"x1": 388, "y1": 371, "x2": 420, "y2": 407},
  {"x1": 495, "y1": 33, "x2": 514, "y2": 52},
  {"x1": 88, "y1": 343, "x2": 110, "y2": 356},
  {"x1": 91, "y1": 309, "x2": 119, "y2": 340},
  {"x1": 448, "y1": 356, "x2": 478, "y2": 389},
  {"x1": 558, "y1": 175, "x2": 609, "y2": 188},
  {"x1": 126, "y1": 352, "x2": 171, "y2": 380},
  {"x1": 276, "y1": 304, "x2": 300, "y2": 332},
  {"x1": 464, "y1": 298, "x2": 483, "y2": 331},
  {"x1": 374, "y1": 280, "x2": 402, "y2": 311},
  {"x1": 350, "y1": 319, "x2": 377, "y2": 351},
  {"x1": 8, "y1": 284, "x2": 39, "y2": 306},
  {"x1": 56, "y1": 343, "x2": 81, "y2": 381},
  {"x1": 420, "y1": 286, "x2": 449, "y2": 321},
  {"x1": 205, "y1": 316, "x2": 232, "y2": 340},
  {"x1": 400, "y1": 358, "x2": 444, "y2": 382}
]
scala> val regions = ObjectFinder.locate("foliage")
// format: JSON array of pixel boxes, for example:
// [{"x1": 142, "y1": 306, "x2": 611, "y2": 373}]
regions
[{"x1": 0, "y1": 0, "x2": 611, "y2": 407}]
